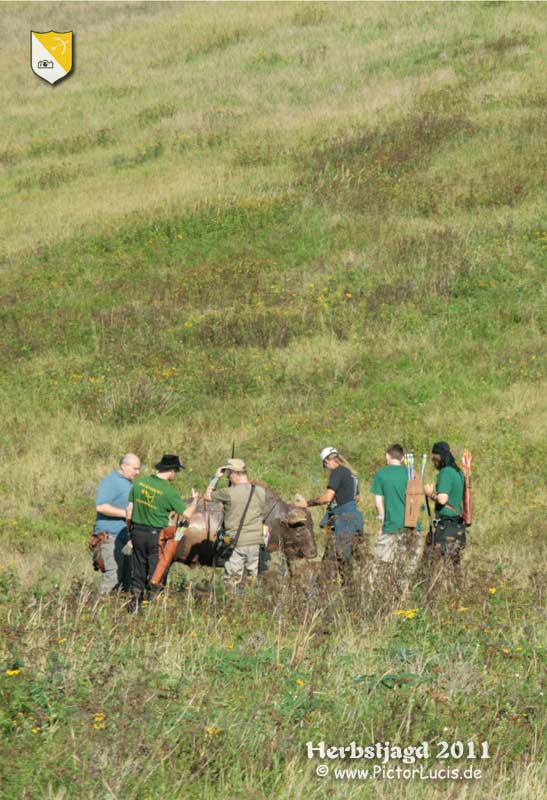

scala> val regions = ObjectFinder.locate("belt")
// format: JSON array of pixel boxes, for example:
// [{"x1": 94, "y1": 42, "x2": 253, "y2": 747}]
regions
[
  {"x1": 132, "y1": 523, "x2": 160, "y2": 532},
  {"x1": 436, "y1": 516, "x2": 464, "y2": 524}
]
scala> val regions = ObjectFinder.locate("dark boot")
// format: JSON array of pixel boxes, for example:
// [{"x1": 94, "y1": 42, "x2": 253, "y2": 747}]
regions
[{"x1": 127, "y1": 589, "x2": 142, "y2": 614}]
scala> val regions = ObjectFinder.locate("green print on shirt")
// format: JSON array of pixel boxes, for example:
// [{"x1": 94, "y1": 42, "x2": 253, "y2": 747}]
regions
[{"x1": 129, "y1": 475, "x2": 185, "y2": 528}]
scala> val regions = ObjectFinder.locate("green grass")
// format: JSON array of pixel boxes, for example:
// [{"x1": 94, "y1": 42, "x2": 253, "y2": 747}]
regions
[
  {"x1": 0, "y1": 563, "x2": 545, "y2": 799},
  {"x1": 0, "y1": 1, "x2": 546, "y2": 797}
]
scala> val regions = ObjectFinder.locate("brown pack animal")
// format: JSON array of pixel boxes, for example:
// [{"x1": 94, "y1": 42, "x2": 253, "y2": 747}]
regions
[{"x1": 150, "y1": 481, "x2": 316, "y2": 586}]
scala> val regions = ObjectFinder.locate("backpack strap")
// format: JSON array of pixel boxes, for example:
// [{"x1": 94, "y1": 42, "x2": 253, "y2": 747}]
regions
[
  {"x1": 232, "y1": 484, "x2": 256, "y2": 549},
  {"x1": 442, "y1": 502, "x2": 463, "y2": 516}
]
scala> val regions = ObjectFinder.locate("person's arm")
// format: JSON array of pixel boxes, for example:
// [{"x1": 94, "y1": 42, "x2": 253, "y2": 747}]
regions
[
  {"x1": 297, "y1": 488, "x2": 335, "y2": 508},
  {"x1": 374, "y1": 495, "x2": 385, "y2": 536},
  {"x1": 96, "y1": 502, "x2": 127, "y2": 518},
  {"x1": 424, "y1": 484, "x2": 448, "y2": 506},
  {"x1": 301, "y1": 466, "x2": 344, "y2": 508},
  {"x1": 204, "y1": 468, "x2": 225, "y2": 501},
  {"x1": 181, "y1": 489, "x2": 199, "y2": 521},
  {"x1": 95, "y1": 476, "x2": 127, "y2": 518}
]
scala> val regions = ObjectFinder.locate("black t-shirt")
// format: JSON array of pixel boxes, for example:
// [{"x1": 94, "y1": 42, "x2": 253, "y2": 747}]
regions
[{"x1": 327, "y1": 465, "x2": 359, "y2": 507}]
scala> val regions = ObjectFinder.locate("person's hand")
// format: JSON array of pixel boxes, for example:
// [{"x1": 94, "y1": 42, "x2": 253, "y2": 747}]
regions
[
  {"x1": 214, "y1": 467, "x2": 225, "y2": 479},
  {"x1": 424, "y1": 483, "x2": 434, "y2": 497},
  {"x1": 294, "y1": 493, "x2": 307, "y2": 509},
  {"x1": 191, "y1": 488, "x2": 199, "y2": 502}
]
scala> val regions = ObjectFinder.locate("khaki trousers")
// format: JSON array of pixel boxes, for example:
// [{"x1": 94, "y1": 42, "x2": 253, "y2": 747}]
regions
[
  {"x1": 99, "y1": 533, "x2": 132, "y2": 594},
  {"x1": 223, "y1": 545, "x2": 260, "y2": 590}
]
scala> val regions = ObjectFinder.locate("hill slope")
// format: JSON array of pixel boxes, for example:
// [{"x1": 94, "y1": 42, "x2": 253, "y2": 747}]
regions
[
  {"x1": 1, "y1": 1, "x2": 545, "y2": 553},
  {"x1": 0, "y1": 4, "x2": 546, "y2": 798}
]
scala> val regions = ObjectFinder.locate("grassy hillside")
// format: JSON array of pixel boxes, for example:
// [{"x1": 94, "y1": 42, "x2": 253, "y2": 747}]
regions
[{"x1": 0, "y1": 2, "x2": 546, "y2": 798}]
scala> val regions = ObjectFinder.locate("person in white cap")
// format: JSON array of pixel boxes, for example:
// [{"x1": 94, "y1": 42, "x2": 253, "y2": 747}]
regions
[
  {"x1": 204, "y1": 458, "x2": 266, "y2": 591},
  {"x1": 296, "y1": 448, "x2": 363, "y2": 581}
]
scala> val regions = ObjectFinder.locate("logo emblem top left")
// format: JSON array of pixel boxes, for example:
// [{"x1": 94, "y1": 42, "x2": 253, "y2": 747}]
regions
[{"x1": 31, "y1": 31, "x2": 73, "y2": 85}]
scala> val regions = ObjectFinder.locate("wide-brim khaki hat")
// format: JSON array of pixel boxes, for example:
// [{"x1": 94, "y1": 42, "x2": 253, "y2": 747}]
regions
[{"x1": 220, "y1": 458, "x2": 247, "y2": 473}]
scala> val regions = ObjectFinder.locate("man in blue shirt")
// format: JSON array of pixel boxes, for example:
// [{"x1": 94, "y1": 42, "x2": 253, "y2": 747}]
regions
[{"x1": 95, "y1": 453, "x2": 141, "y2": 594}]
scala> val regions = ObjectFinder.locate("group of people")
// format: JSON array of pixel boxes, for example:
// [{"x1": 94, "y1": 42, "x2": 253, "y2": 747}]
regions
[
  {"x1": 94, "y1": 453, "x2": 269, "y2": 607},
  {"x1": 93, "y1": 440, "x2": 467, "y2": 606}
]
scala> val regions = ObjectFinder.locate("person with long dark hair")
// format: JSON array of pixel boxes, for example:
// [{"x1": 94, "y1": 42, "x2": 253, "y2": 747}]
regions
[{"x1": 424, "y1": 441, "x2": 466, "y2": 569}]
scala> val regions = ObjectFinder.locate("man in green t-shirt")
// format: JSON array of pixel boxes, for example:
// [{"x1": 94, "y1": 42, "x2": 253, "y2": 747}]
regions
[
  {"x1": 127, "y1": 454, "x2": 198, "y2": 609},
  {"x1": 369, "y1": 443, "x2": 422, "y2": 593},
  {"x1": 424, "y1": 441, "x2": 466, "y2": 569}
]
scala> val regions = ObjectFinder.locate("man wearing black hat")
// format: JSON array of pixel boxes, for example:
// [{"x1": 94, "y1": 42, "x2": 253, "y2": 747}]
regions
[
  {"x1": 424, "y1": 441, "x2": 466, "y2": 569},
  {"x1": 127, "y1": 454, "x2": 198, "y2": 608}
]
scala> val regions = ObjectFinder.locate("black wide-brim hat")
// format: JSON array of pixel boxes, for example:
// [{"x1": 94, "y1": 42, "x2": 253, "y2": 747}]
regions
[{"x1": 155, "y1": 454, "x2": 185, "y2": 472}]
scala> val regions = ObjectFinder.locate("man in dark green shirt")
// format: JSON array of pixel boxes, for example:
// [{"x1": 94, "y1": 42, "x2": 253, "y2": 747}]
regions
[
  {"x1": 424, "y1": 441, "x2": 466, "y2": 568},
  {"x1": 368, "y1": 443, "x2": 425, "y2": 605},
  {"x1": 127, "y1": 454, "x2": 198, "y2": 609},
  {"x1": 370, "y1": 443, "x2": 421, "y2": 574}
]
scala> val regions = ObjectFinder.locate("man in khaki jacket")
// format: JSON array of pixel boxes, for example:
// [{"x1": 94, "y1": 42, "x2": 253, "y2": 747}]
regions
[{"x1": 204, "y1": 458, "x2": 266, "y2": 591}]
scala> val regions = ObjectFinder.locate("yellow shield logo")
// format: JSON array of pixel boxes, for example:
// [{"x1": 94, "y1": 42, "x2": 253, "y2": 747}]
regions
[{"x1": 31, "y1": 31, "x2": 73, "y2": 85}]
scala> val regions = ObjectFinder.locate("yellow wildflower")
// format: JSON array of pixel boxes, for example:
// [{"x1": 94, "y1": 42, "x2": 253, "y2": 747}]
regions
[
  {"x1": 296, "y1": 678, "x2": 305, "y2": 687},
  {"x1": 5, "y1": 669, "x2": 21, "y2": 676},
  {"x1": 205, "y1": 726, "x2": 222, "y2": 737},
  {"x1": 31, "y1": 727, "x2": 41, "y2": 734},
  {"x1": 57, "y1": 637, "x2": 67, "y2": 644},
  {"x1": 458, "y1": 607, "x2": 469, "y2": 612},
  {"x1": 488, "y1": 587, "x2": 496, "y2": 594},
  {"x1": 394, "y1": 608, "x2": 419, "y2": 620}
]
